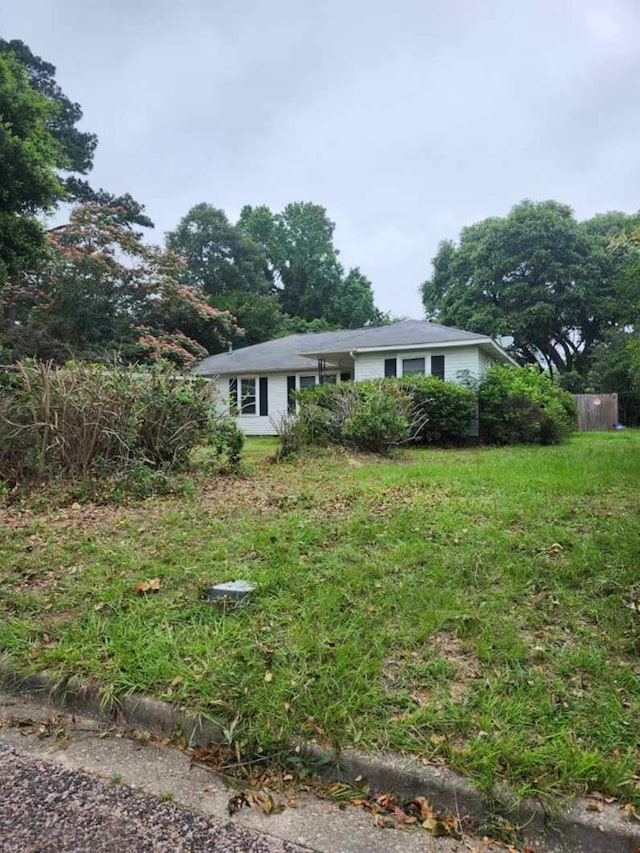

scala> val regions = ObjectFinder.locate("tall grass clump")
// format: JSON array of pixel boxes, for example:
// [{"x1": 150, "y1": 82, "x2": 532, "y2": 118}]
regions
[{"x1": 0, "y1": 360, "x2": 243, "y2": 484}]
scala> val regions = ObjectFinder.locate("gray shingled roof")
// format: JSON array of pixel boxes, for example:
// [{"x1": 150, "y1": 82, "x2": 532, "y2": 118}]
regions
[
  {"x1": 300, "y1": 319, "x2": 487, "y2": 355},
  {"x1": 192, "y1": 319, "x2": 491, "y2": 376}
]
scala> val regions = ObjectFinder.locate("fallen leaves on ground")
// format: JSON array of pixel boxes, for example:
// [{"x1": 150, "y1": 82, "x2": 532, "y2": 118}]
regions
[
  {"x1": 251, "y1": 791, "x2": 285, "y2": 814},
  {"x1": 330, "y1": 785, "x2": 462, "y2": 838},
  {"x1": 3, "y1": 714, "x2": 70, "y2": 746},
  {"x1": 133, "y1": 578, "x2": 161, "y2": 594},
  {"x1": 226, "y1": 791, "x2": 249, "y2": 816}
]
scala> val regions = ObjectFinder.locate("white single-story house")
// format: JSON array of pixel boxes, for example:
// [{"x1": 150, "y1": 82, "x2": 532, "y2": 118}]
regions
[{"x1": 192, "y1": 319, "x2": 516, "y2": 436}]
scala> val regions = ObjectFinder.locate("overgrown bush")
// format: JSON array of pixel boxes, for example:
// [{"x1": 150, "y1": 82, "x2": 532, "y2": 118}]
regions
[
  {"x1": 210, "y1": 417, "x2": 244, "y2": 470},
  {"x1": 397, "y1": 375, "x2": 476, "y2": 445},
  {"x1": 297, "y1": 380, "x2": 426, "y2": 454},
  {"x1": 340, "y1": 383, "x2": 414, "y2": 453},
  {"x1": 270, "y1": 414, "x2": 306, "y2": 459},
  {"x1": 478, "y1": 365, "x2": 577, "y2": 445},
  {"x1": 0, "y1": 360, "x2": 243, "y2": 483},
  {"x1": 296, "y1": 377, "x2": 474, "y2": 453}
]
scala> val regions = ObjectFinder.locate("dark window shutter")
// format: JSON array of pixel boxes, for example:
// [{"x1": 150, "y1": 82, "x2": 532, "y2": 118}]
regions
[
  {"x1": 384, "y1": 358, "x2": 397, "y2": 378},
  {"x1": 259, "y1": 377, "x2": 268, "y2": 416},
  {"x1": 287, "y1": 375, "x2": 296, "y2": 413},
  {"x1": 431, "y1": 355, "x2": 445, "y2": 380},
  {"x1": 229, "y1": 378, "x2": 238, "y2": 414}
]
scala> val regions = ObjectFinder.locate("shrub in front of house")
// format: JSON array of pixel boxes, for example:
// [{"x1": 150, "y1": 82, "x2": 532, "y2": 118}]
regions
[
  {"x1": 478, "y1": 364, "x2": 577, "y2": 445},
  {"x1": 340, "y1": 383, "x2": 413, "y2": 453},
  {"x1": 397, "y1": 375, "x2": 476, "y2": 445},
  {"x1": 0, "y1": 361, "x2": 243, "y2": 484},
  {"x1": 296, "y1": 377, "x2": 475, "y2": 452},
  {"x1": 297, "y1": 379, "x2": 458, "y2": 454},
  {"x1": 134, "y1": 368, "x2": 242, "y2": 470},
  {"x1": 297, "y1": 380, "x2": 419, "y2": 454}
]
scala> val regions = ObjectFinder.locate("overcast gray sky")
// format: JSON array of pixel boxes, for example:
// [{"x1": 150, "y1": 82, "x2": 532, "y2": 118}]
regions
[{"x1": 3, "y1": 0, "x2": 640, "y2": 317}]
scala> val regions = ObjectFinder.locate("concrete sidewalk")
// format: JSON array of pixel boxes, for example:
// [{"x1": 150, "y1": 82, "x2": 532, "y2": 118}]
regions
[{"x1": 0, "y1": 690, "x2": 506, "y2": 853}]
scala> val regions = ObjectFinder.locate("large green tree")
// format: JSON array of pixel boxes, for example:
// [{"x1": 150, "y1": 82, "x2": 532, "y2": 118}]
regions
[
  {"x1": 166, "y1": 203, "x2": 272, "y2": 297},
  {"x1": 330, "y1": 266, "x2": 386, "y2": 329},
  {"x1": 0, "y1": 37, "x2": 96, "y2": 175},
  {"x1": 0, "y1": 51, "x2": 63, "y2": 286},
  {"x1": 0, "y1": 38, "x2": 153, "y2": 229},
  {"x1": 165, "y1": 203, "x2": 279, "y2": 350},
  {"x1": 421, "y1": 200, "x2": 639, "y2": 376},
  {"x1": 2, "y1": 204, "x2": 236, "y2": 365},
  {"x1": 239, "y1": 202, "x2": 383, "y2": 328},
  {"x1": 239, "y1": 202, "x2": 341, "y2": 322}
]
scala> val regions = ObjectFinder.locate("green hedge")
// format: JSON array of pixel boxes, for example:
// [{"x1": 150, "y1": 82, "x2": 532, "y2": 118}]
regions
[
  {"x1": 396, "y1": 375, "x2": 476, "y2": 445},
  {"x1": 478, "y1": 364, "x2": 577, "y2": 445},
  {"x1": 296, "y1": 376, "x2": 476, "y2": 453},
  {"x1": 292, "y1": 367, "x2": 576, "y2": 455}
]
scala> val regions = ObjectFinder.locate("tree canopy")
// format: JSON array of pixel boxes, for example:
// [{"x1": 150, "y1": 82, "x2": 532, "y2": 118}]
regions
[
  {"x1": 421, "y1": 200, "x2": 639, "y2": 377},
  {"x1": 239, "y1": 202, "x2": 385, "y2": 329},
  {"x1": 166, "y1": 203, "x2": 272, "y2": 297},
  {"x1": 163, "y1": 201, "x2": 385, "y2": 353},
  {"x1": 1, "y1": 204, "x2": 236, "y2": 366},
  {"x1": 0, "y1": 51, "x2": 63, "y2": 285},
  {"x1": 0, "y1": 37, "x2": 97, "y2": 177},
  {"x1": 0, "y1": 38, "x2": 152, "y2": 229}
]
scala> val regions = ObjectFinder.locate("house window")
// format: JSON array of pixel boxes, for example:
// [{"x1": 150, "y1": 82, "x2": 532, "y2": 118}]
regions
[
  {"x1": 384, "y1": 358, "x2": 397, "y2": 378},
  {"x1": 228, "y1": 378, "x2": 238, "y2": 415},
  {"x1": 402, "y1": 357, "x2": 425, "y2": 376},
  {"x1": 240, "y1": 378, "x2": 256, "y2": 414},
  {"x1": 320, "y1": 374, "x2": 336, "y2": 384},
  {"x1": 340, "y1": 372, "x2": 351, "y2": 382},
  {"x1": 431, "y1": 355, "x2": 445, "y2": 381},
  {"x1": 299, "y1": 376, "x2": 316, "y2": 391}
]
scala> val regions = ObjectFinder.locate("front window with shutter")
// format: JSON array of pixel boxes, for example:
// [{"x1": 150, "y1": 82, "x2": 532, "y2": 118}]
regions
[
  {"x1": 402, "y1": 357, "x2": 425, "y2": 376},
  {"x1": 240, "y1": 378, "x2": 256, "y2": 414}
]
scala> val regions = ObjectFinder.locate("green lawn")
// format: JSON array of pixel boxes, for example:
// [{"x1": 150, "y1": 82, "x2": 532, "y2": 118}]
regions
[{"x1": 1, "y1": 432, "x2": 639, "y2": 805}]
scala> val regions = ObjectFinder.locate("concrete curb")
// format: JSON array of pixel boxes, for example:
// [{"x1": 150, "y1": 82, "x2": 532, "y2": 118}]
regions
[{"x1": 1, "y1": 660, "x2": 639, "y2": 853}]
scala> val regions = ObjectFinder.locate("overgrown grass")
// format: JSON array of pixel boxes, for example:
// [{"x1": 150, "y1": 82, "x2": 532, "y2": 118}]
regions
[{"x1": 1, "y1": 432, "x2": 639, "y2": 806}]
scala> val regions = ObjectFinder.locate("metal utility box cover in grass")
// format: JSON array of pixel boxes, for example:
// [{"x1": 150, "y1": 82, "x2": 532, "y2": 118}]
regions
[{"x1": 206, "y1": 581, "x2": 255, "y2": 602}]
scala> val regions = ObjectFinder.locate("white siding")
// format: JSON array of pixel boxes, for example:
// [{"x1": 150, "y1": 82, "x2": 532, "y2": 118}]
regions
[
  {"x1": 354, "y1": 346, "x2": 481, "y2": 383},
  {"x1": 478, "y1": 348, "x2": 494, "y2": 375},
  {"x1": 213, "y1": 346, "x2": 492, "y2": 437},
  {"x1": 212, "y1": 375, "x2": 289, "y2": 436}
]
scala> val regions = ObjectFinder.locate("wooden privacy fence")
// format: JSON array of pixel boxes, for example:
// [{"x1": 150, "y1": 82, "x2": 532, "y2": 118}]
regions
[{"x1": 572, "y1": 394, "x2": 619, "y2": 431}]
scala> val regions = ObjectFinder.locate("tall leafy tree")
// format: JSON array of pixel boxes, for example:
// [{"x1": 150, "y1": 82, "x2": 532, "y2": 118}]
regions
[
  {"x1": 166, "y1": 203, "x2": 279, "y2": 350},
  {"x1": 239, "y1": 202, "x2": 383, "y2": 328},
  {"x1": 588, "y1": 329, "x2": 640, "y2": 394},
  {"x1": 240, "y1": 202, "x2": 342, "y2": 322},
  {"x1": 422, "y1": 200, "x2": 638, "y2": 376},
  {"x1": 2, "y1": 204, "x2": 236, "y2": 365},
  {"x1": 0, "y1": 37, "x2": 96, "y2": 175},
  {"x1": 166, "y1": 203, "x2": 272, "y2": 296},
  {"x1": 0, "y1": 38, "x2": 153, "y2": 229},
  {"x1": 330, "y1": 267, "x2": 387, "y2": 329},
  {"x1": 0, "y1": 51, "x2": 63, "y2": 287}
]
